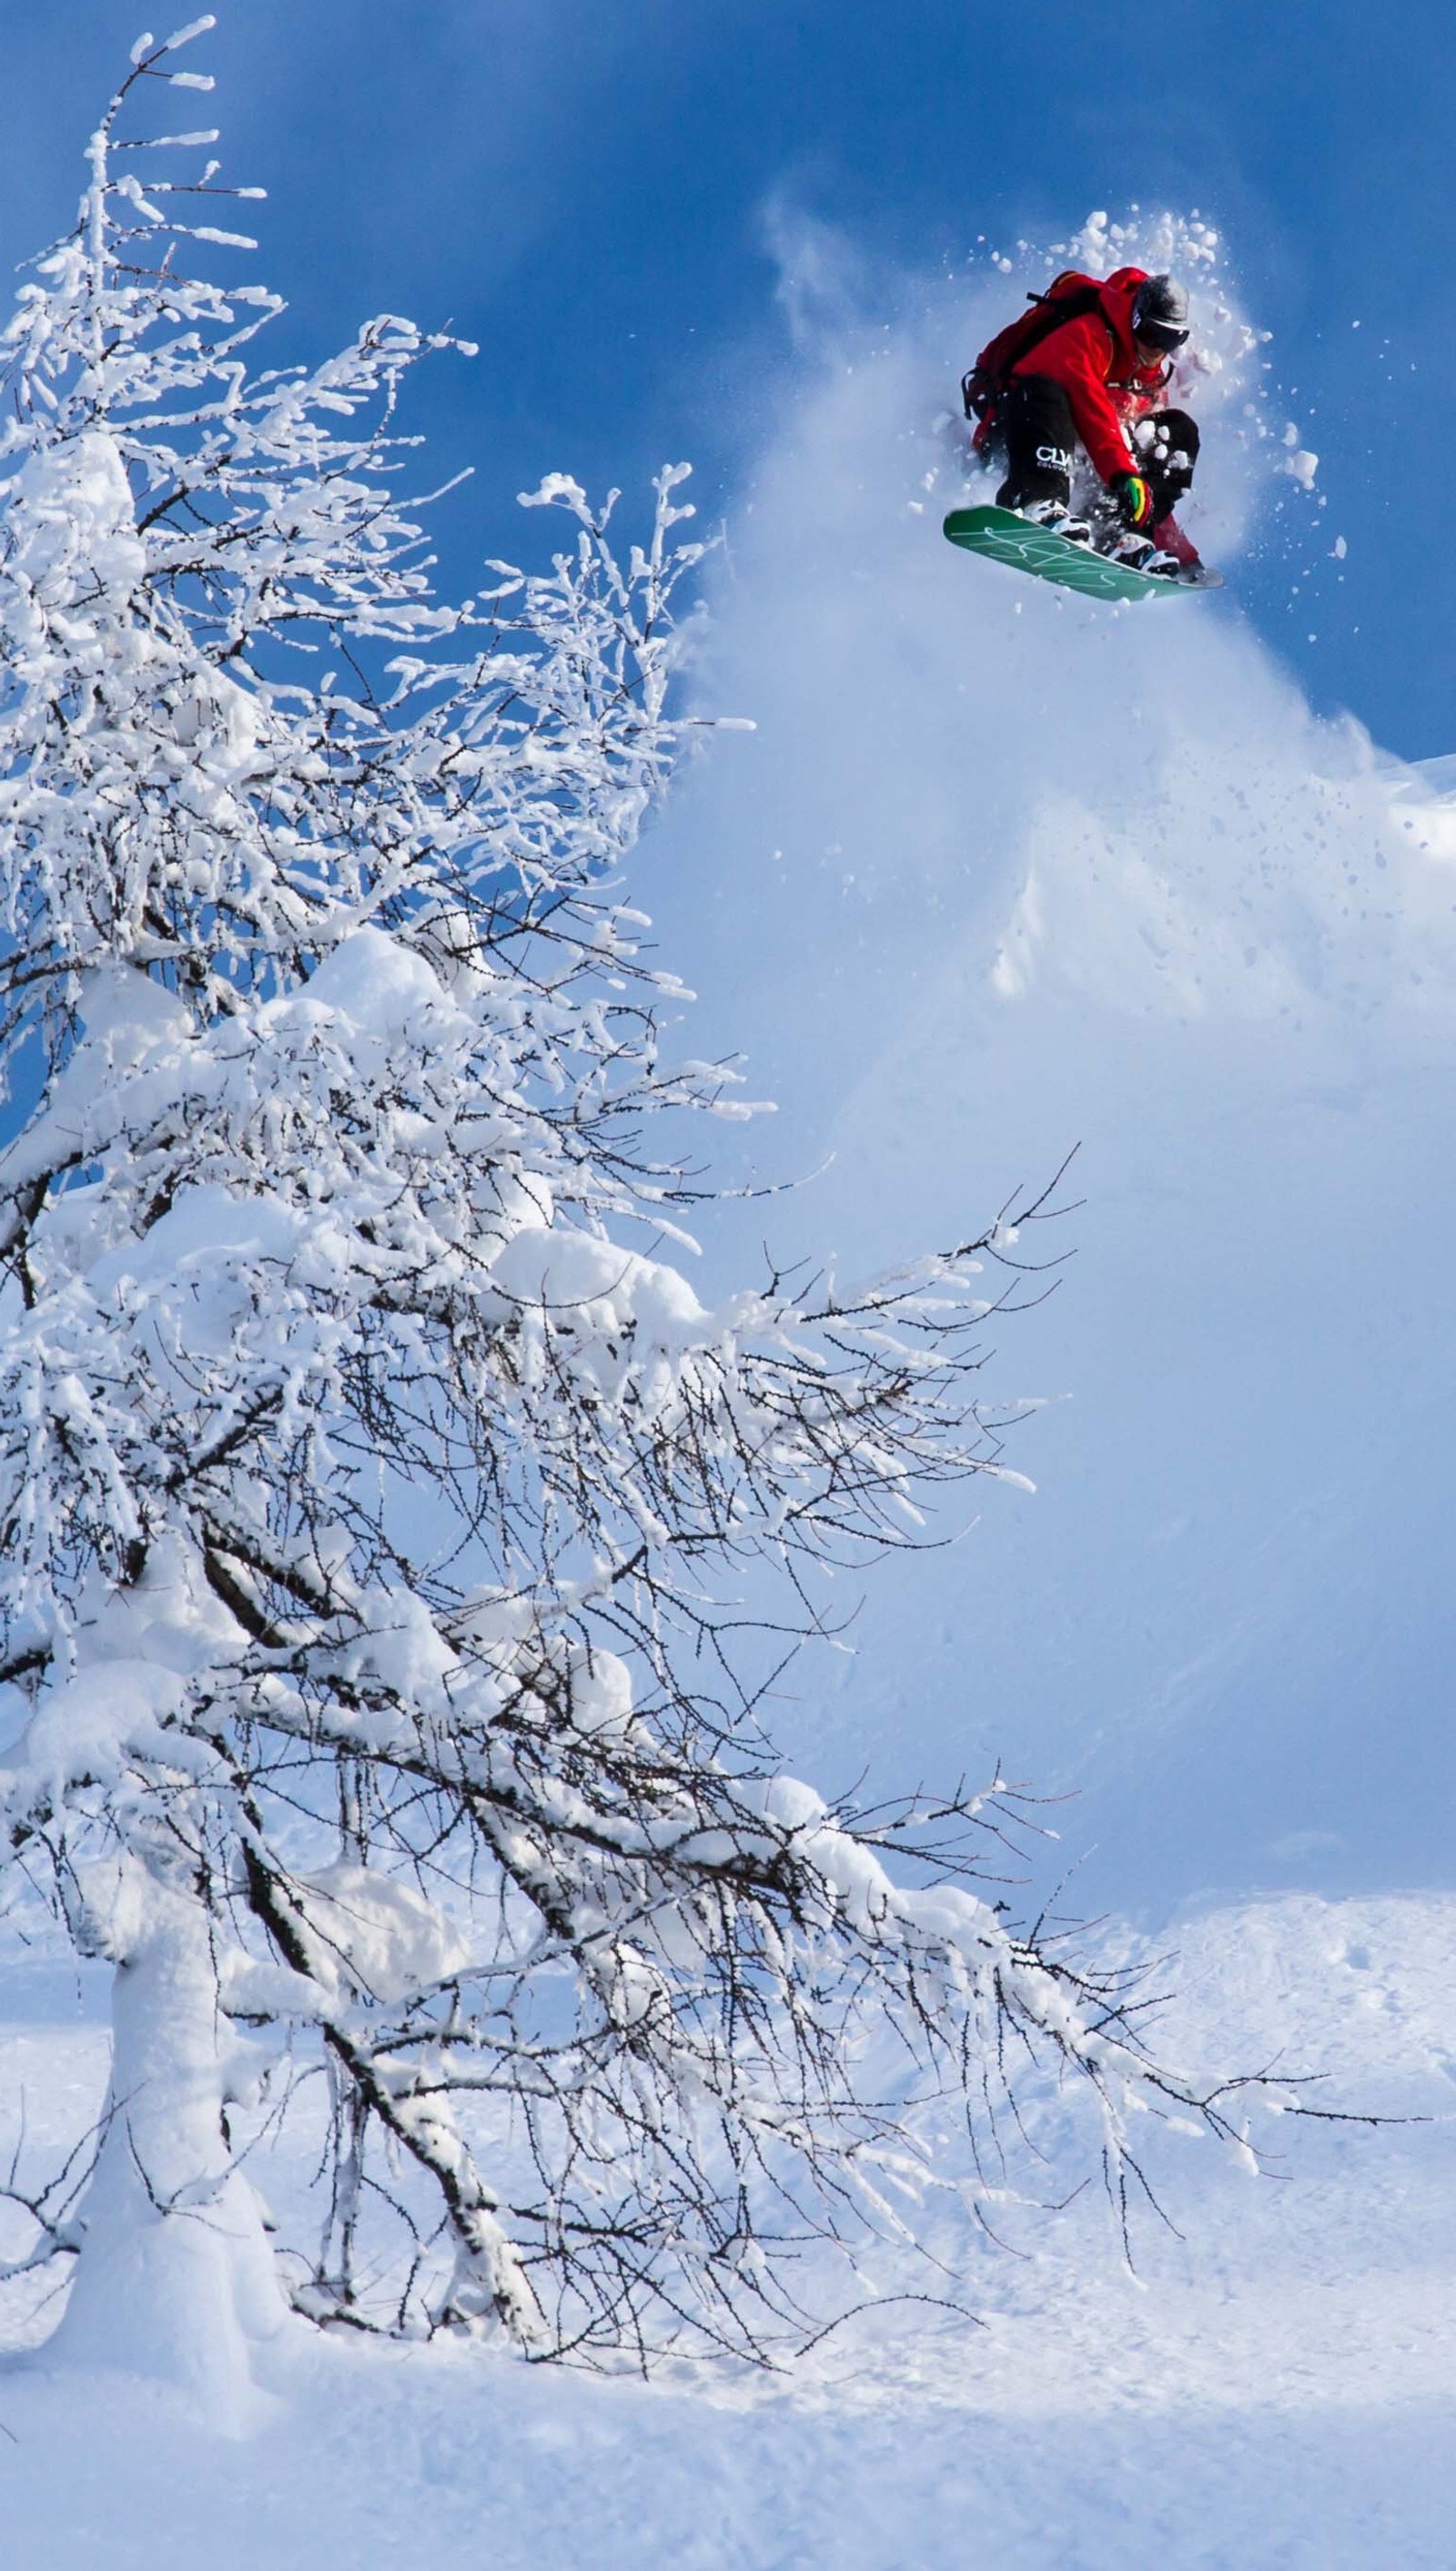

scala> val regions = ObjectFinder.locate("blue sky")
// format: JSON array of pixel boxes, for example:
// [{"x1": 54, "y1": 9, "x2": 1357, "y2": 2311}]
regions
[{"x1": 1, "y1": 0, "x2": 1451, "y2": 757}]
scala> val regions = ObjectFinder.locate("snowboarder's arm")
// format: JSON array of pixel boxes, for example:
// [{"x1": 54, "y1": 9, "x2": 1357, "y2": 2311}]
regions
[{"x1": 1034, "y1": 315, "x2": 1139, "y2": 484}]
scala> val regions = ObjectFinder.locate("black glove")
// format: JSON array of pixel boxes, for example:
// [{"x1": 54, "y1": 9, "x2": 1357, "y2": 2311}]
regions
[{"x1": 1108, "y1": 471, "x2": 1154, "y2": 531}]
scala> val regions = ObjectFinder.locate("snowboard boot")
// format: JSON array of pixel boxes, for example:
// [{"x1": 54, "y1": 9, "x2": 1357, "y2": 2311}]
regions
[
  {"x1": 1016, "y1": 498, "x2": 1093, "y2": 544},
  {"x1": 1101, "y1": 528, "x2": 1180, "y2": 577}
]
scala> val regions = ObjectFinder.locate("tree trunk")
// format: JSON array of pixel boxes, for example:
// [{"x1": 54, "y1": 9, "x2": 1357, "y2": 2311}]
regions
[{"x1": 48, "y1": 1866, "x2": 287, "y2": 2422}]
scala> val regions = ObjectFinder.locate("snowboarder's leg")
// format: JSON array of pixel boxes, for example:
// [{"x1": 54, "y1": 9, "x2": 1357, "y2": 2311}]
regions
[
  {"x1": 1089, "y1": 411, "x2": 1201, "y2": 576},
  {"x1": 1132, "y1": 407, "x2": 1200, "y2": 521},
  {"x1": 995, "y1": 377, "x2": 1090, "y2": 537}
]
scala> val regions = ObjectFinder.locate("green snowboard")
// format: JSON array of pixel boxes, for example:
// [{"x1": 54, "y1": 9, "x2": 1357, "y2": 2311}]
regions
[{"x1": 943, "y1": 502, "x2": 1221, "y2": 602}]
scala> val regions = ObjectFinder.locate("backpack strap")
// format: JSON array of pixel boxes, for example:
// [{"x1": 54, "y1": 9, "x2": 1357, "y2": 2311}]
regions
[{"x1": 963, "y1": 279, "x2": 1107, "y2": 420}]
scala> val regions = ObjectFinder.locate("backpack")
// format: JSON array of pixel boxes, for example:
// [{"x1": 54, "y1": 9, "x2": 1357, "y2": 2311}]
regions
[{"x1": 961, "y1": 270, "x2": 1107, "y2": 425}]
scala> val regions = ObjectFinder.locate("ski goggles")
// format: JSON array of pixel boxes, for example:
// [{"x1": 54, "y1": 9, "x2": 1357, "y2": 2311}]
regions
[{"x1": 1133, "y1": 319, "x2": 1189, "y2": 354}]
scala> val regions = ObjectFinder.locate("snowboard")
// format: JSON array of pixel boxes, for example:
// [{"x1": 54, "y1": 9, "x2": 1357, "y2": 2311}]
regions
[{"x1": 943, "y1": 502, "x2": 1223, "y2": 602}]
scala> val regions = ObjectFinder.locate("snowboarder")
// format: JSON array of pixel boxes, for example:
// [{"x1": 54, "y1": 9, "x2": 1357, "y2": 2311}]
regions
[{"x1": 962, "y1": 268, "x2": 1202, "y2": 578}]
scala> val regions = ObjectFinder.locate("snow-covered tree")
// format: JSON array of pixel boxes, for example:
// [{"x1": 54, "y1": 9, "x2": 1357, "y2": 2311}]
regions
[{"x1": 0, "y1": 25, "x2": 1249, "y2": 2394}]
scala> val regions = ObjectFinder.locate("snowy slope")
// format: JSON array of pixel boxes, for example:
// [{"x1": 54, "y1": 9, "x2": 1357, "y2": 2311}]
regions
[
  {"x1": 5, "y1": 218, "x2": 1456, "y2": 2562},
  {"x1": 634, "y1": 223, "x2": 1456, "y2": 1927},
  {"x1": 3, "y1": 1894, "x2": 1454, "y2": 2566}
]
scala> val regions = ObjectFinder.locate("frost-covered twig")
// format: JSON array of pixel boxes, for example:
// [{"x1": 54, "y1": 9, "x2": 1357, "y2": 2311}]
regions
[{"x1": 0, "y1": 2093, "x2": 111, "y2": 2281}]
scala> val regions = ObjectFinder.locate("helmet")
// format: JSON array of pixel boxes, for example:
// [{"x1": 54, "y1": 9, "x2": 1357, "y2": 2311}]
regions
[{"x1": 1130, "y1": 273, "x2": 1189, "y2": 353}]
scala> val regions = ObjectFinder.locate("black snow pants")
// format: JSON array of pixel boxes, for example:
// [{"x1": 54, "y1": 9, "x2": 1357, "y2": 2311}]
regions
[{"x1": 992, "y1": 374, "x2": 1200, "y2": 519}]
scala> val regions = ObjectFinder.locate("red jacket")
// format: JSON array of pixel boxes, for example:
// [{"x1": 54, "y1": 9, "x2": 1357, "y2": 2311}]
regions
[{"x1": 980, "y1": 267, "x2": 1168, "y2": 484}]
